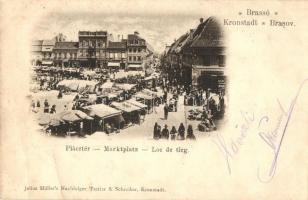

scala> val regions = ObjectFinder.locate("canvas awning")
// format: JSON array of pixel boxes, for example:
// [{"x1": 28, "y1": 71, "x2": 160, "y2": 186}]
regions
[
  {"x1": 134, "y1": 92, "x2": 154, "y2": 100},
  {"x1": 144, "y1": 76, "x2": 154, "y2": 81},
  {"x1": 42, "y1": 60, "x2": 53, "y2": 65},
  {"x1": 100, "y1": 81, "x2": 114, "y2": 89},
  {"x1": 58, "y1": 110, "x2": 93, "y2": 122},
  {"x1": 115, "y1": 84, "x2": 136, "y2": 91},
  {"x1": 110, "y1": 101, "x2": 141, "y2": 113},
  {"x1": 128, "y1": 64, "x2": 142, "y2": 69},
  {"x1": 82, "y1": 104, "x2": 122, "y2": 119},
  {"x1": 126, "y1": 99, "x2": 147, "y2": 109},
  {"x1": 57, "y1": 80, "x2": 98, "y2": 92},
  {"x1": 108, "y1": 62, "x2": 120, "y2": 67},
  {"x1": 142, "y1": 89, "x2": 159, "y2": 97}
]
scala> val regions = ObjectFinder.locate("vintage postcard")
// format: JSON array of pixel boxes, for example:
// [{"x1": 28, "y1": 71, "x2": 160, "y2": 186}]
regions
[{"x1": 1, "y1": 0, "x2": 307, "y2": 199}]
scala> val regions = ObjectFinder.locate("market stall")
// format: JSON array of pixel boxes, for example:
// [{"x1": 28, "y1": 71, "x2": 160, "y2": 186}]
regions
[
  {"x1": 110, "y1": 101, "x2": 143, "y2": 125},
  {"x1": 134, "y1": 92, "x2": 155, "y2": 113},
  {"x1": 82, "y1": 104, "x2": 124, "y2": 133},
  {"x1": 57, "y1": 79, "x2": 98, "y2": 93}
]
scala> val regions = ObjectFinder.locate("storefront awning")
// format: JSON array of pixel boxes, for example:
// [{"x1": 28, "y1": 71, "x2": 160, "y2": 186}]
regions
[
  {"x1": 108, "y1": 62, "x2": 120, "y2": 67},
  {"x1": 42, "y1": 60, "x2": 53, "y2": 65},
  {"x1": 192, "y1": 65, "x2": 224, "y2": 72},
  {"x1": 128, "y1": 64, "x2": 142, "y2": 69}
]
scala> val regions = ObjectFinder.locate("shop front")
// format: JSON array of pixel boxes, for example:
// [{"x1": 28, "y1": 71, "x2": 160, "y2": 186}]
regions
[{"x1": 192, "y1": 65, "x2": 226, "y2": 93}]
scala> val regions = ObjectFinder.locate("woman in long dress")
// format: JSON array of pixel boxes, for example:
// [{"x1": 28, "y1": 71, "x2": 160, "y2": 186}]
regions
[{"x1": 178, "y1": 123, "x2": 185, "y2": 140}]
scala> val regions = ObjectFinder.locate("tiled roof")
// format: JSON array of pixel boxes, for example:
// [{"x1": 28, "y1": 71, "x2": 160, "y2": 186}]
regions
[
  {"x1": 128, "y1": 34, "x2": 145, "y2": 42},
  {"x1": 54, "y1": 42, "x2": 79, "y2": 50},
  {"x1": 190, "y1": 17, "x2": 224, "y2": 48},
  {"x1": 107, "y1": 41, "x2": 126, "y2": 49},
  {"x1": 169, "y1": 33, "x2": 189, "y2": 54}
]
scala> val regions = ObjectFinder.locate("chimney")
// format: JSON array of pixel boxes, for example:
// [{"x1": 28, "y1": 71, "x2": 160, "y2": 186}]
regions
[
  {"x1": 118, "y1": 35, "x2": 120, "y2": 42},
  {"x1": 200, "y1": 18, "x2": 204, "y2": 23},
  {"x1": 134, "y1": 31, "x2": 139, "y2": 35}
]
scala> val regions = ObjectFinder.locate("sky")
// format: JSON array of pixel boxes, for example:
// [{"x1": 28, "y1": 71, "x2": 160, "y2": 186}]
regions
[{"x1": 32, "y1": 12, "x2": 208, "y2": 53}]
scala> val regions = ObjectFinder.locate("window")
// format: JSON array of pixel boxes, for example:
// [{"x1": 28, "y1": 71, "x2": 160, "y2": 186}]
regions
[
  {"x1": 137, "y1": 56, "x2": 141, "y2": 61},
  {"x1": 122, "y1": 53, "x2": 126, "y2": 58},
  {"x1": 133, "y1": 48, "x2": 136, "y2": 53},
  {"x1": 133, "y1": 56, "x2": 136, "y2": 61},
  {"x1": 129, "y1": 56, "x2": 132, "y2": 61},
  {"x1": 110, "y1": 53, "x2": 114, "y2": 58},
  {"x1": 219, "y1": 55, "x2": 225, "y2": 67},
  {"x1": 138, "y1": 48, "x2": 141, "y2": 52}
]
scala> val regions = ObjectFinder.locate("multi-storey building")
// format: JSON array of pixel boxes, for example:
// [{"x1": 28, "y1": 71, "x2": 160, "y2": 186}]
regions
[
  {"x1": 41, "y1": 40, "x2": 56, "y2": 66},
  {"x1": 53, "y1": 42, "x2": 79, "y2": 67},
  {"x1": 106, "y1": 41, "x2": 127, "y2": 69},
  {"x1": 31, "y1": 31, "x2": 152, "y2": 69},
  {"x1": 31, "y1": 40, "x2": 43, "y2": 66},
  {"x1": 165, "y1": 17, "x2": 226, "y2": 92},
  {"x1": 127, "y1": 31, "x2": 147, "y2": 70},
  {"x1": 78, "y1": 31, "x2": 108, "y2": 68}
]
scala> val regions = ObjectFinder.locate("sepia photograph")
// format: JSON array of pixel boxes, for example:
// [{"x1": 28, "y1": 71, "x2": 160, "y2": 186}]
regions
[
  {"x1": 1, "y1": 1, "x2": 308, "y2": 199},
  {"x1": 29, "y1": 13, "x2": 227, "y2": 140}
]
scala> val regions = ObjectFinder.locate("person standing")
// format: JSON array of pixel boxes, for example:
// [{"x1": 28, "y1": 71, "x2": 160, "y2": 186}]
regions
[
  {"x1": 157, "y1": 124, "x2": 162, "y2": 139},
  {"x1": 163, "y1": 90, "x2": 168, "y2": 104},
  {"x1": 57, "y1": 90, "x2": 63, "y2": 99},
  {"x1": 79, "y1": 121, "x2": 84, "y2": 137},
  {"x1": 178, "y1": 123, "x2": 185, "y2": 140},
  {"x1": 153, "y1": 122, "x2": 159, "y2": 140},
  {"x1": 44, "y1": 99, "x2": 49, "y2": 113},
  {"x1": 161, "y1": 125, "x2": 169, "y2": 140},
  {"x1": 186, "y1": 125, "x2": 196, "y2": 140},
  {"x1": 164, "y1": 103, "x2": 169, "y2": 120},
  {"x1": 50, "y1": 105, "x2": 56, "y2": 114},
  {"x1": 170, "y1": 126, "x2": 177, "y2": 140}
]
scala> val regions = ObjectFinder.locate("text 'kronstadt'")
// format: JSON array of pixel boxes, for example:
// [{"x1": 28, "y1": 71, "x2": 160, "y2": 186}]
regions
[{"x1": 224, "y1": 19, "x2": 295, "y2": 28}]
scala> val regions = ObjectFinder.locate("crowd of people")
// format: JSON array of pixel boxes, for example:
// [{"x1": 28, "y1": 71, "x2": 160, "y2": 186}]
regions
[
  {"x1": 153, "y1": 123, "x2": 196, "y2": 140},
  {"x1": 31, "y1": 99, "x2": 58, "y2": 114}
]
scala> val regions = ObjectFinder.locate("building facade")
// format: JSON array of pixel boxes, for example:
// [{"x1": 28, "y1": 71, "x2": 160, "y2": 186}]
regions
[
  {"x1": 41, "y1": 40, "x2": 56, "y2": 66},
  {"x1": 164, "y1": 17, "x2": 226, "y2": 92},
  {"x1": 31, "y1": 40, "x2": 43, "y2": 66},
  {"x1": 78, "y1": 31, "x2": 108, "y2": 68},
  {"x1": 53, "y1": 42, "x2": 79, "y2": 67},
  {"x1": 106, "y1": 41, "x2": 127, "y2": 69},
  {"x1": 31, "y1": 31, "x2": 152, "y2": 69},
  {"x1": 127, "y1": 31, "x2": 147, "y2": 70}
]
